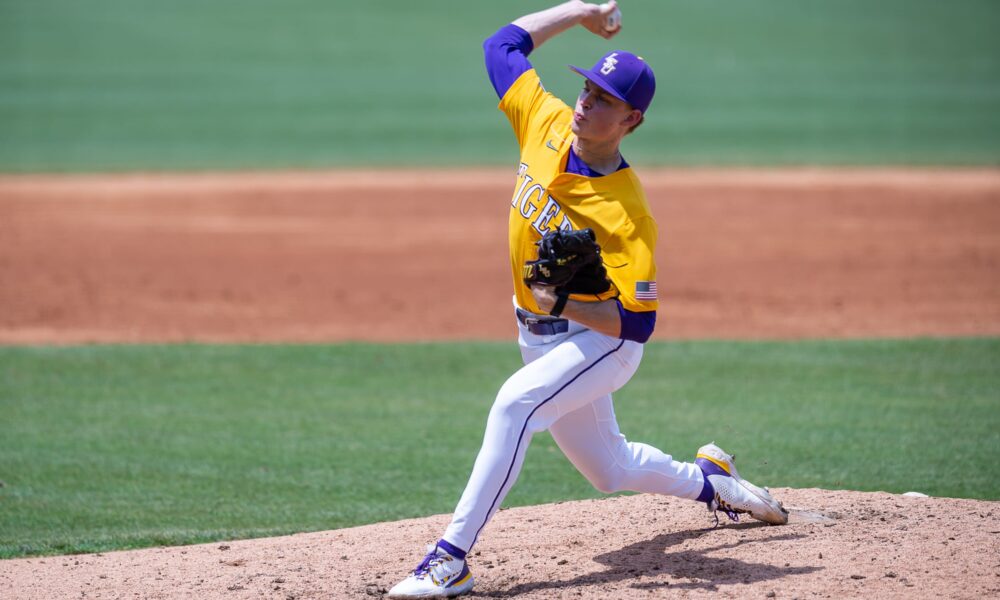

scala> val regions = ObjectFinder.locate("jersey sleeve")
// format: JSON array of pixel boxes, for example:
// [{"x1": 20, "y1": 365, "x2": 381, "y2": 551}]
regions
[
  {"x1": 482, "y1": 24, "x2": 534, "y2": 99},
  {"x1": 618, "y1": 302, "x2": 656, "y2": 343},
  {"x1": 603, "y1": 216, "x2": 659, "y2": 313}
]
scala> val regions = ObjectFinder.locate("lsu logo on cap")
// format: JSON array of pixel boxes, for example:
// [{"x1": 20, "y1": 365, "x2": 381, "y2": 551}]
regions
[{"x1": 600, "y1": 52, "x2": 619, "y2": 75}]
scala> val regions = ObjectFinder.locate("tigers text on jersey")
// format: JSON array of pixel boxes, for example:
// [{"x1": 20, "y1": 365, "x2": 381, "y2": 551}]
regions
[{"x1": 499, "y1": 68, "x2": 658, "y2": 315}]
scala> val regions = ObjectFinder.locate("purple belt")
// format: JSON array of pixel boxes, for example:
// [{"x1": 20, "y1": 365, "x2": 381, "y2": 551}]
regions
[{"x1": 516, "y1": 308, "x2": 569, "y2": 336}]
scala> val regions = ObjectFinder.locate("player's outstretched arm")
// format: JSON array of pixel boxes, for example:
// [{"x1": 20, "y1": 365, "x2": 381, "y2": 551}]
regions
[
  {"x1": 512, "y1": 0, "x2": 620, "y2": 50},
  {"x1": 530, "y1": 284, "x2": 623, "y2": 338}
]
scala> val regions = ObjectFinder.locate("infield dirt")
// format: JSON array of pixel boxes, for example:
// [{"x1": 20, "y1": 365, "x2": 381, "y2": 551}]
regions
[
  {"x1": 1, "y1": 169, "x2": 998, "y2": 598},
  {"x1": 2, "y1": 168, "x2": 999, "y2": 343}
]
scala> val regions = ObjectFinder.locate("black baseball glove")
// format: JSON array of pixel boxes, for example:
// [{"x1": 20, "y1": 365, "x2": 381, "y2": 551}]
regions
[{"x1": 523, "y1": 228, "x2": 612, "y2": 315}]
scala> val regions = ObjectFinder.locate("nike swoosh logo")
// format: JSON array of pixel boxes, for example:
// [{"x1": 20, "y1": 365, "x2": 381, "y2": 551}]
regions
[{"x1": 546, "y1": 139, "x2": 558, "y2": 152}]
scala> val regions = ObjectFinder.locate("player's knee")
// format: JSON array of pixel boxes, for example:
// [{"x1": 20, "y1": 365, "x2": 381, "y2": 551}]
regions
[
  {"x1": 491, "y1": 383, "x2": 535, "y2": 420},
  {"x1": 588, "y1": 468, "x2": 626, "y2": 494},
  {"x1": 491, "y1": 383, "x2": 552, "y2": 433}
]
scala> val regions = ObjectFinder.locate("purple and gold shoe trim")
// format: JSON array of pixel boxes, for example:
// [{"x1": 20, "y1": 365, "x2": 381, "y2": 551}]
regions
[
  {"x1": 695, "y1": 453, "x2": 732, "y2": 475},
  {"x1": 448, "y1": 566, "x2": 472, "y2": 588}
]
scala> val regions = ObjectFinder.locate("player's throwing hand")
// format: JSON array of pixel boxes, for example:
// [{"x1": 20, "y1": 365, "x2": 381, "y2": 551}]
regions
[{"x1": 579, "y1": 0, "x2": 622, "y2": 39}]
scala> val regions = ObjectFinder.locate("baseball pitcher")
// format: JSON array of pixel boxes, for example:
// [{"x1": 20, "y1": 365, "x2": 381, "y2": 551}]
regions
[{"x1": 389, "y1": 2, "x2": 787, "y2": 597}]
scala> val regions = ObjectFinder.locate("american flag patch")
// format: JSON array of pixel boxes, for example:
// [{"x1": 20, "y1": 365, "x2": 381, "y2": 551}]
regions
[{"x1": 635, "y1": 281, "x2": 657, "y2": 300}]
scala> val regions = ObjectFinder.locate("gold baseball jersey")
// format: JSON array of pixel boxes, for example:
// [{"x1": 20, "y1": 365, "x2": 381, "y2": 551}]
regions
[{"x1": 500, "y1": 68, "x2": 658, "y2": 316}]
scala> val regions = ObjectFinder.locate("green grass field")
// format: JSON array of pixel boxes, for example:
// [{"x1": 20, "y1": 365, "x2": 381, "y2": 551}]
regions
[
  {"x1": 2, "y1": 0, "x2": 998, "y2": 566},
  {"x1": 2, "y1": 338, "x2": 998, "y2": 558},
  {"x1": 2, "y1": 0, "x2": 999, "y2": 171}
]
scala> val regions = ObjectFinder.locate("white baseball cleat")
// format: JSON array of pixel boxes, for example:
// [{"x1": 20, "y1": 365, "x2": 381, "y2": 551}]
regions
[
  {"x1": 695, "y1": 443, "x2": 789, "y2": 526},
  {"x1": 388, "y1": 544, "x2": 475, "y2": 599}
]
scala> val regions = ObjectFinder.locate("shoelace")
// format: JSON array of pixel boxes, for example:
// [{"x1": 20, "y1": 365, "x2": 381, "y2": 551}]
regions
[
  {"x1": 413, "y1": 551, "x2": 442, "y2": 577},
  {"x1": 413, "y1": 549, "x2": 455, "y2": 579},
  {"x1": 708, "y1": 495, "x2": 743, "y2": 528}
]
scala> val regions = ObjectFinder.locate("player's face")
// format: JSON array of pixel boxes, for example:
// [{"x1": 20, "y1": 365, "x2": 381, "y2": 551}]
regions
[{"x1": 571, "y1": 80, "x2": 638, "y2": 141}]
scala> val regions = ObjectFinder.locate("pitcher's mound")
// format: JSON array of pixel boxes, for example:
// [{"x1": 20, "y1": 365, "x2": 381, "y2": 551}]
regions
[{"x1": 3, "y1": 489, "x2": 997, "y2": 599}]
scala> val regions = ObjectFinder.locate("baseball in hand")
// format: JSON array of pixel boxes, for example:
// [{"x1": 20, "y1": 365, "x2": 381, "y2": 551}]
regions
[{"x1": 602, "y1": 3, "x2": 621, "y2": 31}]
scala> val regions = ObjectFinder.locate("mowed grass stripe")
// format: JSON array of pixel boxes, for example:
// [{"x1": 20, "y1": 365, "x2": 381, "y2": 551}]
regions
[
  {"x1": 2, "y1": 0, "x2": 999, "y2": 171},
  {"x1": 1, "y1": 338, "x2": 998, "y2": 558}
]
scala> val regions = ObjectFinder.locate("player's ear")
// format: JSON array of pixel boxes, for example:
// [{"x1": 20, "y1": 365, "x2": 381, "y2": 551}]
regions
[
  {"x1": 622, "y1": 108, "x2": 642, "y2": 127},
  {"x1": 624, "y1": 110, "x2": 645, "y2": 135}
]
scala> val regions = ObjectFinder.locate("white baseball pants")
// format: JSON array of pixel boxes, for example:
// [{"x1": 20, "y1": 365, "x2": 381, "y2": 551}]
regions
[{"x1": 442, "y1": 308, "x2": 705, "y2": 552}]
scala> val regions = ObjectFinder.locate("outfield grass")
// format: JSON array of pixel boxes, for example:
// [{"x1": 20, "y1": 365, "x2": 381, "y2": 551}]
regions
[
  {"x1": 2, "y1": 0, "x2": 999, "y2": 171},
  {"x1": 1, "y1": 338, "x2": 998, "y2": 558}
]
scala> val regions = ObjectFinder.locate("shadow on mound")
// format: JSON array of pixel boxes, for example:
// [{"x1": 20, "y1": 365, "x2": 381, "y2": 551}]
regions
[{"x1": 491, "y1": 523, "x2": 821, "y2": 596}]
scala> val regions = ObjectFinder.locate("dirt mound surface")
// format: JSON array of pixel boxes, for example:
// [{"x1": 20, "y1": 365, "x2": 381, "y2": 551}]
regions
[
  {"x1": 2, "y1": 489, "x2": 997, "y2": 599},
  {"x1": 2, "y1": 168, "x2": 999, "y2": 343}
]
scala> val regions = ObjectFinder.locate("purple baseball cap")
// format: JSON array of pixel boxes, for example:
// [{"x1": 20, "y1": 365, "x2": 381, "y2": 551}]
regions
[{"x1": 569, "y1": 50, "x2": 656, "y2": 113}]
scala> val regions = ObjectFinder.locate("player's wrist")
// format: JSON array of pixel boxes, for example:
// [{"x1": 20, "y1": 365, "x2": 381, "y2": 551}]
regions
[
  {"x1": 570, "y1": 1, "x2": 600, "y2": 25},
  {"x1": 549, "y1": 291, "x2": 569, "y2": 317},
  {"x1": 512, "y1": 1, "x2": 595, "y2": 49}
]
